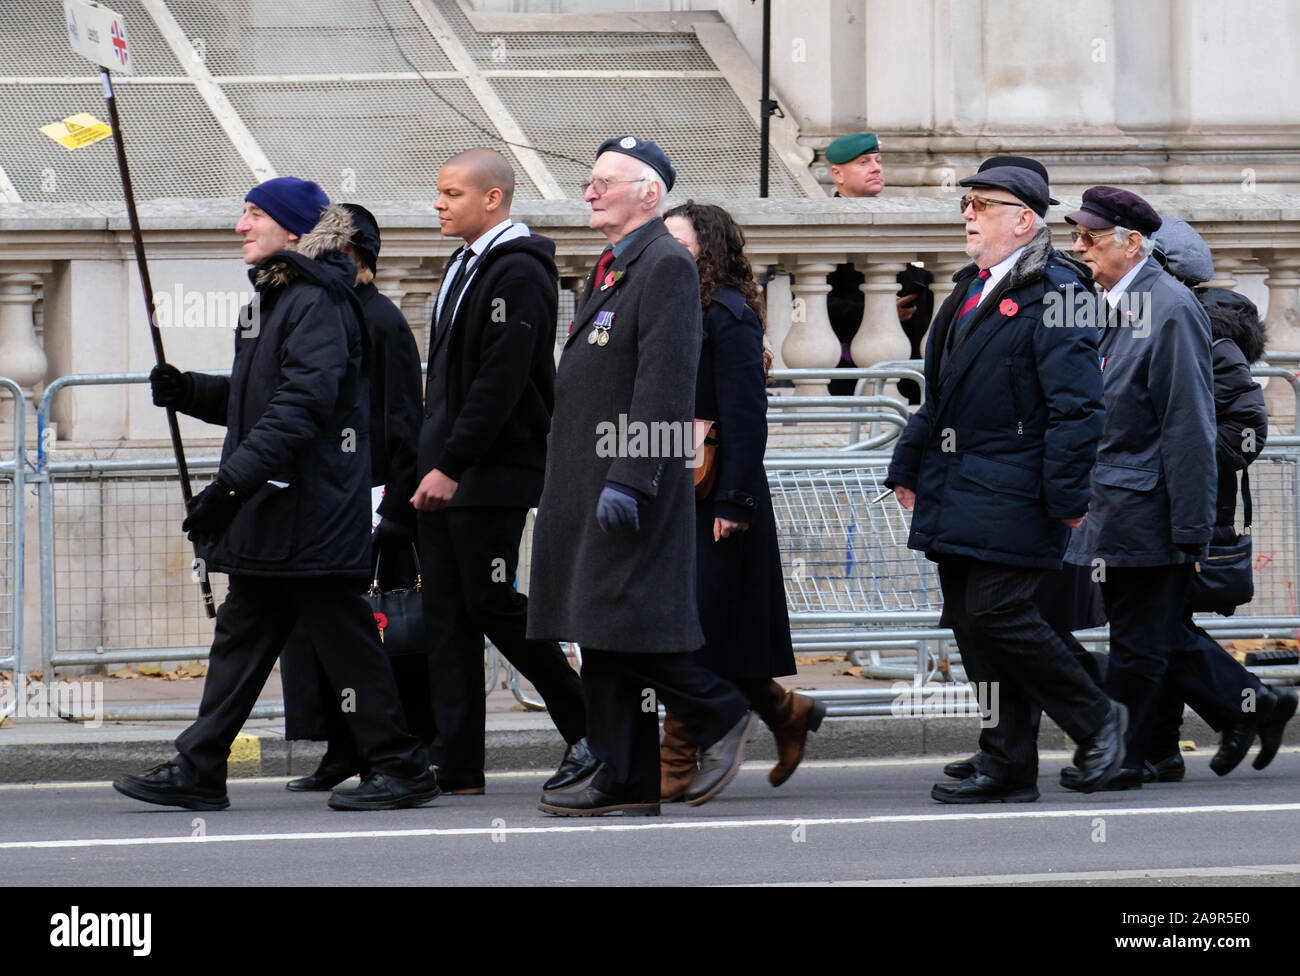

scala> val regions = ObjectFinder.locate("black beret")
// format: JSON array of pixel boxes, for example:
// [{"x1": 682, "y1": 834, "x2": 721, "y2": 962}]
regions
[
  {"x1": 957, "y1": 164, "x2": 1052, "y2": 217},
  {"x1": 977, "y1": 156, "x2": 1060, "y2": 205},
  {"x1": 1066, "y1": 186, "x2": 1162, "y2": 236},
  {"x1": 596, "y1": 135, "x2": 676, "y2": 193},
  {"x1": 340, "y1": 202, "x2": 381, "y2": 272}
]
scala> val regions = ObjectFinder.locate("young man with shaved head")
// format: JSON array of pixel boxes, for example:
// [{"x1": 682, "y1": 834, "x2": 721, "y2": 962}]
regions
[{"x1": 411, "y1": 147, "x2": 596, "y2": 795}]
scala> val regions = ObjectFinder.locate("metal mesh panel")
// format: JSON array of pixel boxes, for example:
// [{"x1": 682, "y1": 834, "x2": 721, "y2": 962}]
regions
[
  {"x1": 0, "y1": 0, "x2": 184, "y2": 77},
  {"x1": 492, "y1": 77, "x2": 804, "y2": 200},
  {"x1": 0, "y1": 476, "x2": 13, "y2": 662},
  {"x1": 167, "y1": 0, "x2": 454, "y2": 75},
  {"x1": 0, "y1": 82, "x2": 254, "y2": 201},
  {"x1": 1236, "y1": 455, "x2": 1299, "y2": 620},
  {"x1": 436, "y1": 0, "x2": 717, "y2": 72},
  {"x1": 54, "y1": 473, "x2": 226, "y2": 653},
  {"x1": 221, "y1": 79, "x2": 538, "y2": 200},
  {"x1": 768, "y1": 463, "x2": 942, "y2": 616}
]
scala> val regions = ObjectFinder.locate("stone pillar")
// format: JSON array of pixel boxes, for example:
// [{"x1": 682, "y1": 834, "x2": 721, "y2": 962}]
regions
[
  {"x1": 924, "y1": 254, "x2": 969, "y2": 359},
  {"x1": 764, "y1": 272, "x2": 793, "y2": 372},
  {"x1": 0, "y1": 271, "x2": 49, "y2": 425},
  {"x1": 1204, "y1": 253, "x2": 1243, "y2": 291},
  {"x1": 397, "y1": 263, "x2": 438, "y2": 357},
  {"x1": 852, "y1": 254, "x2": 918, "y2": 399},
  {"x1": 782, "y1": 259, "x2": 841, "y2": 396},
  {"x1": 1262, "y1": 249, "x2": 1300, "y2": 430}
]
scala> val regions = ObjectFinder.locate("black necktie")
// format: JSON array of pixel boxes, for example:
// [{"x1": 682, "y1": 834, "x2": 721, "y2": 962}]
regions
[{"x1": 437, "y1": 250, "x2": 474, "y2": 333}]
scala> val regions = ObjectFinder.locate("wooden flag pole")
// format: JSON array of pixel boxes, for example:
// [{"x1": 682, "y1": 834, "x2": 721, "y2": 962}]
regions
[{"x1": 100, "y1": 68, "x2": 216, "y2": 618}]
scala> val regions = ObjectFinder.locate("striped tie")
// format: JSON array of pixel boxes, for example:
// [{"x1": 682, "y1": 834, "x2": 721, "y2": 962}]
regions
[{"x1": 950, "y1": 268, "x2": 991, "y2": 342}]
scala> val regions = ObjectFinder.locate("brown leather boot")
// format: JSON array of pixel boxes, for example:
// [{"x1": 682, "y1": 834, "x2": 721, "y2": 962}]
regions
[
  {"x1": 660, "y1": 710, "x2": 698, "y2": 802},
  {"x1": 749, "y1": 680, "x2": 827, "y2": 787}
]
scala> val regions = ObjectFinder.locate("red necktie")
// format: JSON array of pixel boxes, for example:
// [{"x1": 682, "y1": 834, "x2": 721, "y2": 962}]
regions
[
  {"x1": 951, "y1": 268, "x2": 991, "y2": 341},
  {"x1": 592, "y1": 247, "x2": 614, "y2": 291}
]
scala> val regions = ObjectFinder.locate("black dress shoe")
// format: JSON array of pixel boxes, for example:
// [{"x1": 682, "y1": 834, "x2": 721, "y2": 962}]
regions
[
  {"x1": 113, "y1": 761, "x2": 230, "y2": 811},
  {"x1": 1069, "y1": 700, "x2": 1128, "y2": 793},
  {"x1": 931, "y1": 774, "x2": 1039, "y2": 804},
  {"x1": 286, "y1": 761, "x2": 362, "y2": 792},
  {"x1": 543, "y1": 737, "x2": 600, "y2": 791},
  {"x1": 538, "y1": 785, "x2": 659, "y2": 817},
  {"x1": 1143, "y1": 752, "x2": 1185, "y2": 783},
  {"x1": 1060, "y1": 764, "x2": 1144, "y2": 791},
  {"x1": 943, "y1": 754, "x2": 979, "y2": 780},
  {"x1": 328, "y1": 766, "x2": 440, "y2": 811},
  {"x1": 685, "y1": 710, "x2": 756, "y2": 807},
  {"x1": 1254, "y1": 688, "x2": 1298, "y2": 770},
  {"x1": 1211, "y1": 690, "x2": 1276, "y2": 776}
]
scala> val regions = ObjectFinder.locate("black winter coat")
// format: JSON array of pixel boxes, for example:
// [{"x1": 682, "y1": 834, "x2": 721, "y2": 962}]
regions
[
  {"x1": 418, "y1": 233, "x2": 557, "y2": 508},
  {"x1": 694, "y1": 287, "x2": 795, "y2": 680},
  {"x1": 358, "y1": 281, "x2": 423, "y2": 526},
  {"x1": 1208, "y1": 322, "x2": 1268, "y2": 535},
  {"x1": 184, "y1": 209, "x2": 372, "y2": 577},
  {"x1": 887, "y1": 228, "x2": 1105, "y2": 569}
]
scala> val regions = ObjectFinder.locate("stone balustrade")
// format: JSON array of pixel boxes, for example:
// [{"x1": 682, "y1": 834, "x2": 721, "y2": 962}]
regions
[{"x1": 2, "y1": 193, "x2": 1299, "y2": 444}]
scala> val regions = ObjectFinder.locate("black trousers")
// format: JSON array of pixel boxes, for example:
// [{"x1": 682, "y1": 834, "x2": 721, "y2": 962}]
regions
[
  {"x1": 420, "y1": 507, "x2": 586, "y2": 780},
  {"x1": 1102, "y1": 564, "x2": 1243, "y2": 769},
  {"x1": 581, "y1": 648, "x2": 749, "y2": 799},
  {"x1": 175, "y1": 575, "x2": 427, "y2": 789},
  {"x1": 1146, "y1": 611, "x2": 1266, "y2": 758},
  {"x1": 937, "y1": 557, "x2": 1111, "y2": 784}
]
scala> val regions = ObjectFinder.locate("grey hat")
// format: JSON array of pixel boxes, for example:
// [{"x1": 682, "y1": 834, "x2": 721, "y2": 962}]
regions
[{"x1": 1153, "y1": 216, "x2": 1215, "y2": 286}]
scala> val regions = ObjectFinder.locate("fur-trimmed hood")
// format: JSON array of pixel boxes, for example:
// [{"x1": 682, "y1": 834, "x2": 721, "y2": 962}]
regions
[
  {"x1": 1201, "y1": 289, "x2": 1268, "y2": 363},
  {"x1": 249, "y1": 204, "x2": 358, "y2": 296},
  {"x1": 952, "y1": 226, "x2": 1094, "y2": 291}
]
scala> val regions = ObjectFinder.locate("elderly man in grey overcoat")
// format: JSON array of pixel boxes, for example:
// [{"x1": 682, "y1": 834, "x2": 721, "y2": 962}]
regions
[
  {"x1": 528, "y1": 136, "x2": 753, "y2": 816},
  {"x1": 1062, "y1": 187, "x2": 1223, "y2": 790}
]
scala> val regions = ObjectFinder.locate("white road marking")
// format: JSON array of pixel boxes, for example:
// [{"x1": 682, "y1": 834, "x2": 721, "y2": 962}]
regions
[{"x1": 5, "y1": 802, "x2": 1300, "y2": 850}]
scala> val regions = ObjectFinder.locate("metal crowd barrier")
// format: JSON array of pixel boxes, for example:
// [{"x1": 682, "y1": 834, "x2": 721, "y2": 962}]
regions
[
  {"x1": 0, "y1": 377, "x2": 27, "y2": 720},
  {"x1": 18, "y1": 358, "x2": 1300, "y2": 724}
]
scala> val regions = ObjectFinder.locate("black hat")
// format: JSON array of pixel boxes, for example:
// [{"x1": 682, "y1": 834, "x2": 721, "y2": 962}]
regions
[
  {"x1": 977, "y1": 156, "x2": 1060, "y2": 205},
  {"x1": 1066, "y1": 186, "x2": 1162, "y2": 235},
  {"x1": 596, "y1": 135, "x2": 676, "y2": 193},
  {"x1": 957, "y1": 164, "x2": 1052, "y2": 217},
  {"x1": 340, "y1": 202, "x2": 381, "y2": 272}
]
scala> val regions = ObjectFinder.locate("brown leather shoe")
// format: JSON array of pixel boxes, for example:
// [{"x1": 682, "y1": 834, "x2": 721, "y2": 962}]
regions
[
  {"x1": 749, "y1": 681, "x2": 827, "y2": 787},
  {"x1": 659, "y1": 710, "x2": 698, "y2": 802}
]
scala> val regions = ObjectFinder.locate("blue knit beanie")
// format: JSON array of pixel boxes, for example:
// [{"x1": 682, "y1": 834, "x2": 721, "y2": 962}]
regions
[{"x1": 244, "y1": 177, "x2": 330, "y2": 236}]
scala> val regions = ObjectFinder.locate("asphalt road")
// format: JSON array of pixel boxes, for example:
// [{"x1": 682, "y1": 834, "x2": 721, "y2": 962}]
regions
[{"x1": 2, "y1": 753, "x2": 1299, "y2": 888}]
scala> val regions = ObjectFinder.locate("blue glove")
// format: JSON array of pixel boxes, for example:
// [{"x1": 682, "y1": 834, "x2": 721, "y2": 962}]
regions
[{"x1": 597, "y1": 482, "x2": 642, "y2": 533}]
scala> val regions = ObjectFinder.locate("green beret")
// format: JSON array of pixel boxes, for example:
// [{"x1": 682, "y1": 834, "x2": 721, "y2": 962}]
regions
[{"x1": 826, "y1": 132, "x2": 879, "y2": 164}]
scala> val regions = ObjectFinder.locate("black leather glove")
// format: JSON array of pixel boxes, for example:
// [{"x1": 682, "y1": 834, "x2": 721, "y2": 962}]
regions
[
  {"x1": 182, "y1": 479, "x2": 242, "y2": 545},
  {"x1": 150, "y1": 363, "x2": 195, "y2": 410},
  {"x1": 1176, "y1": 542, "x2": 1206, "y2": 558}
]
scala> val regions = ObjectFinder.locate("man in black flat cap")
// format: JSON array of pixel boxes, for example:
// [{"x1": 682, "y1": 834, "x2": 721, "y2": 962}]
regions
[
  {"x1": 528, "y1": 136, "x2": 754, "y2": 816},
  {"x1": 1059, "y1": 187, "x2": 1226, "y2": 790},
  {"x1": 886, "y1": 158, "x2": 1126, "y2": 803}
]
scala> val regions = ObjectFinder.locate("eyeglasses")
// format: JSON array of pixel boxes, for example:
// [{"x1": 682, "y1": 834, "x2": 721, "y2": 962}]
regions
[
  {"x1": 959, "y1": 194, "x2": 1027, "y2": 215},
  {"x1": 1069, "y1": 228, "x2": 1115, "y2": 247},
  {"x1": 581, "y1": 177, "x2": 648, "y2": 195}
]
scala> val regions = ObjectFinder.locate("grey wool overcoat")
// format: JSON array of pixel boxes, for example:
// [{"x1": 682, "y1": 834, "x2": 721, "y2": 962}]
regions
[{"x1": 527, "y1": 217, "x2": 706, "y2": 653}]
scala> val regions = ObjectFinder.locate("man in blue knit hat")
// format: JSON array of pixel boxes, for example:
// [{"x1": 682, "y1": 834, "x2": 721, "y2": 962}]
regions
[{"x1": 115, "y1": 177, "x2": 438, "y2": 812}]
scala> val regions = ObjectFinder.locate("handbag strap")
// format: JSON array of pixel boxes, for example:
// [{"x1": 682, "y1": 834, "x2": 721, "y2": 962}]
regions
[
  {"x1": 370, "y1": 540, "x2": 423, "y2": 594},
  {"x1": 1240, "y1": 468, "x2": 1252, "y2": 531}
]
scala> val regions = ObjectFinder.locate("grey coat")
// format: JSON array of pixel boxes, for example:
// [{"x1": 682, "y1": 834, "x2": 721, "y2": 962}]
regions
[
  {"x1": 1065, "y1": 257, "x2": 1216, "y2": 568},
  {"x1": 527, "y1": 218, "x2": 705, "y2": 653}
]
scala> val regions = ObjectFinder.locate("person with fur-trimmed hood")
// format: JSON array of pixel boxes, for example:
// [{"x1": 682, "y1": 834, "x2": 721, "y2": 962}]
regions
[
  {"x1": 115, "y1": 178, "x2": 437, "y2": 813},
  {"x1": 885, "y1": 158, "x2": 1126, "y2": 803}
]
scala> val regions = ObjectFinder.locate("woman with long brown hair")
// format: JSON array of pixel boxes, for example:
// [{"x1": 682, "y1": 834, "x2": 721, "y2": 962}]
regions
[{"x1": 661, "y1": 200, "x2": 824, "y2": 799}]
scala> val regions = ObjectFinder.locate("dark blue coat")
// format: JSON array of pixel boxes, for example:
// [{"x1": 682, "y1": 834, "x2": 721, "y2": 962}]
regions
[
  {"x1": 693, "y1": 287, "x2": 795, "y2": 681},
  {"x1": 185, "y1": 234, "x2": 372, "y2": 578},
  {"x1": 887, "y1": 228, "x2": 1105, "y2": 569}
]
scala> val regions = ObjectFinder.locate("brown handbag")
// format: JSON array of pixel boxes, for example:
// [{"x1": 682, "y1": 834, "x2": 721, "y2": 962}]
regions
[{"x1": 693, "y1": 419, "x2": 720, "y2": 499}]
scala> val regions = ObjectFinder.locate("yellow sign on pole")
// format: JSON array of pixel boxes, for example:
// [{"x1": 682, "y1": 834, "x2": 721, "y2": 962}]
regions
[{"x1": 40, "y1": 113, "x2": 113, "y2": 150}]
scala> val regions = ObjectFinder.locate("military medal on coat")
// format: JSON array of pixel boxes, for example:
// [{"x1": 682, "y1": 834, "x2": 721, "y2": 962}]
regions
[{"x1": 589, "y1": 309, "x2": 614, "y2": 346}]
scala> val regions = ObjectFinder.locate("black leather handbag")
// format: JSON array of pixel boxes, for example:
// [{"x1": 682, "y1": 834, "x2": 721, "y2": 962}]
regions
[
  {"x1": 365, "y1": 543, "x2": 426, "y2": 658},
  {"x1": 1188, "y1": 470, "x2": 1254, "y2": 617}
]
